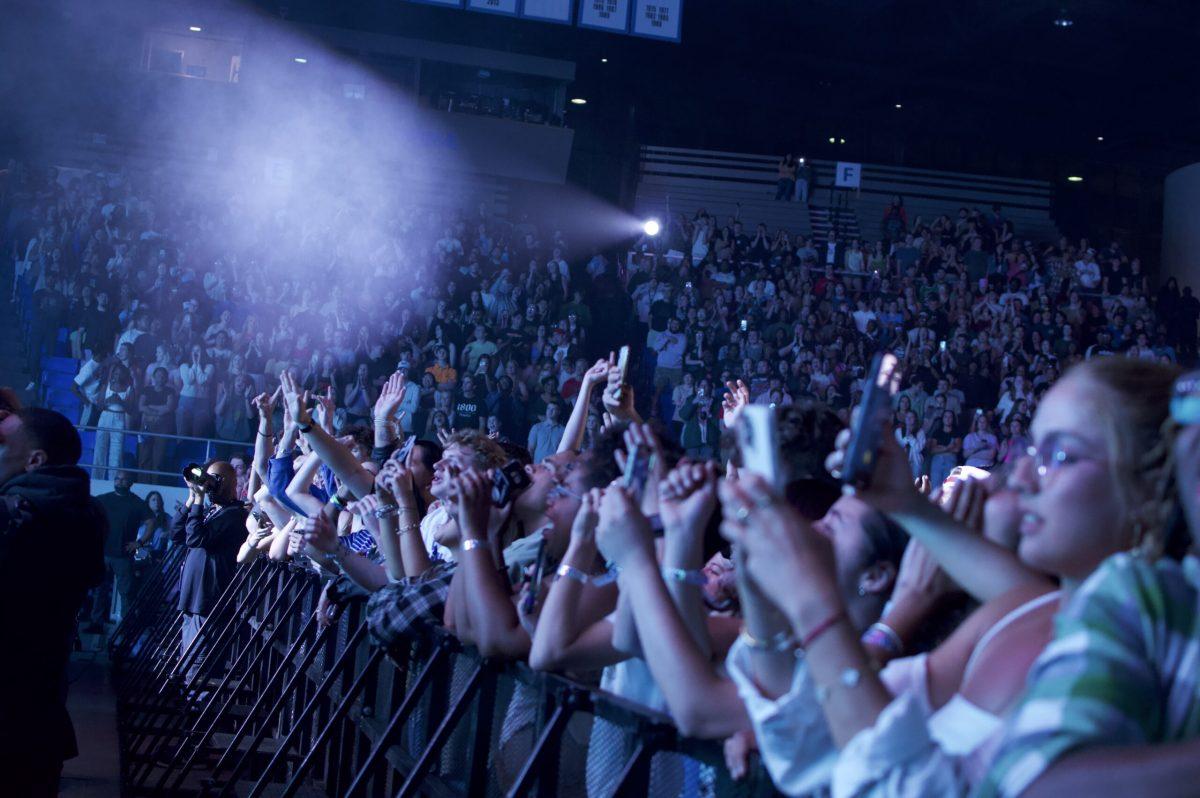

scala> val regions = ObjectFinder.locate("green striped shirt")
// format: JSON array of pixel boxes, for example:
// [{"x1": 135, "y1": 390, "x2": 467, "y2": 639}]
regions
[{"x1": 976, "y1": 553, "x2": 1200, "y2": 797}]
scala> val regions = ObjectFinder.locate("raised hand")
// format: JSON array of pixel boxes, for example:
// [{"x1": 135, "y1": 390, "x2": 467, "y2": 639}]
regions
[
  {"x1": 279, "y1": 370, "x2": 312, "y2": 427},
  {"x1": 721, "y1": 379, "x2": 750, "y2": 429},
  {"x1": 377, "y1": 456, "x2": 416, "y2": 504},
  {"x1": 374, "y1": 371, "x2": 407, "y2": 424},
  {"x1": 824, "y1": 415, "x2": 923, "y2": 515},
  {"x1": 583, "y1": 357, "x2": 610, "y2": 390},
  {"x1": 718, "y1": 472, "x2": 841, "y2": 630},
  {"x1": 298, "y1": 514, "x2": 338, "y2": 554},
  {"x1": 451, "y1": 468, "x2": 492, "y2": 541},
  {"x1": 595, "y1": 483, "x2": 655, "y2": 569},
  {"x1": 314, "y1": 386, "x2": 336, "y2": 433},
  {"x1": 659, "y1": 460, "x2": 719, "y2": 535},
  {"x1": 567, "y1": 488, "x2": 602, "y2": 553}
]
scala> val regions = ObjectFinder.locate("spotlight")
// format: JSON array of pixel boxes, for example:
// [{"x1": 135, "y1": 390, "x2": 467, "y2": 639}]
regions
[
  {"x1": 1096, "y1": 135, "x2": 1104, "y2": 141},
  {"x1": 601, "y1": 57, "x2": 608, "y2": 63},
  {"x1": 189, "y1": 25, "x2": 203, "y2": 32},
  {"x1": 894, "y1": 103, "x2": 902, "y2": 109},
  {"x1": 1054, "y1": 9, "x2": 1073, "y2": 27},
  {"x1": 642, "y1": 219, "x2": 661, "y2": 237},
  {"x1": 293, "y1": 57, "x2": 308, "y2": 64},
  {"x1": 828, "y1": 136, "x2": 835, "y2": 143},
  {"x1": 570, "y1": 98, "x2": 587, "y2": 105},
  {"x1": 839, "y1": 138, "x2": 846, "y2": 144},
  {"x1": 1067, "y1": 175, "x2": 1084, "y2": 183}
]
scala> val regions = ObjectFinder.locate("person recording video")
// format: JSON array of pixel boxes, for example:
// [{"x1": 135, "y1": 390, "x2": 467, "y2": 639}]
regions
[{"x1": 170, "y1": 460, "x2": 247, "y2": 685}]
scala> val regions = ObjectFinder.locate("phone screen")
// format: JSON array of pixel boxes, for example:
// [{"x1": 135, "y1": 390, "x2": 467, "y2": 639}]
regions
[
  {"x1": 622, "y1": 446, "x2": 655, "y2": 501},
  {"x1": 736, "y1": 406, "x2": 783, "y2": 489},
  {"x1": 841, "y1": 353, "x2": 902, "y2": 489}
]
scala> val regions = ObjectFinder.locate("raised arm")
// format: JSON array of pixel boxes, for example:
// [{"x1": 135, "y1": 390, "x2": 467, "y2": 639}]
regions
[
  {"x1": 830, "y1": 422, "x2": 1050, "y2": 603},
  {"x1": 596, "y1": 486, "x2": 750, "y2": 739},
  {"x1": 450, "y1": 468, "x2": 529, "y2": 659},
  {"x1": 528, "y1": 489, "x2": 625, "y2": 672},
  {"x1": 558, "y1": 358, "x2": 609, "y2": 454},
  {"x1": 281, "y1": 370, "x2": 374, "y2": 499}
]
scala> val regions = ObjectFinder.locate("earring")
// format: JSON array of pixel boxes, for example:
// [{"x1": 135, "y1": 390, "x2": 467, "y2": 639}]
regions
[{"x1": 857, "y1": 586, "x2": 867, "y2": 597}]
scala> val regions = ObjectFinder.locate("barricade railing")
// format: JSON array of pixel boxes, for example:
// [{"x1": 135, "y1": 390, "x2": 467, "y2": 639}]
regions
[{"x1": 113, "y1": 555, "x2": 782, "y2": 797}]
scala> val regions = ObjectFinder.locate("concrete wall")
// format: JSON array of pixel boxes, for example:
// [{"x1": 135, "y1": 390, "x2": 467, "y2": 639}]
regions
[{"x1": 1162, "y1": 162, "x2": 1200, "y2": 289}]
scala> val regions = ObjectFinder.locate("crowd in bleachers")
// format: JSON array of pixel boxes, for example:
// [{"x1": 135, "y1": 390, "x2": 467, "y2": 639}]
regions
[{"x1": 7, "y1": 156, "x2": 1200, "y2": 796}]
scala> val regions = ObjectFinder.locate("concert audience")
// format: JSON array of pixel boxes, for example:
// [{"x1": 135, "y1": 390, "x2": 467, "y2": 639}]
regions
[{"x1": 9, "y1": 157, "x2": 1200, "y2": 796}]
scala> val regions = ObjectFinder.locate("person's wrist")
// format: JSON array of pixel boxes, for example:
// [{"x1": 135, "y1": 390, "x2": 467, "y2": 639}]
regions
[{"x1": 782, "y1": 587, "x2": 843, "y2": 634}]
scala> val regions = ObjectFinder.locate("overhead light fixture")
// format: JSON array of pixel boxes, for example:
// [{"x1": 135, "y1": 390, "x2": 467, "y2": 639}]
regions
[
  {"x1": 894, "y1": 103, "x2": 902, "y2": 109},
  {"x1": 601, "y1": 57, "x2": 608, "y2": 63},
  {"x1": 1067, "y1": 175, "x2": 1084, "y2": 182},
  {"x1": 1096, "y1": 135, "x2": 1104, "y2": 141},
  {"x1": 1053, "y1": 8, "x2": 1073, "y2": 27},
  {"x1": 570, "y1": 98, "x2": 587, "y2": 105},
  {"x1": 189, "y1": 25, "x2": 203, "y2": 32},
  {"x1": 839, "y1": 138, "x2": 846, "y2": 144},
  {"x1": 828, "y1": 136, "x2": 836, "y2": 144},
  {"x1": 293, "y1": 57, "x2": 308, "y2": 64}
]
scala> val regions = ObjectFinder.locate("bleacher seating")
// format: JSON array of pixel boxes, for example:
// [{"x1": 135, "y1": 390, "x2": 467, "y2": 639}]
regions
[{"x1": 634, "y1": 144, "x2": 1060, "y2": 247}]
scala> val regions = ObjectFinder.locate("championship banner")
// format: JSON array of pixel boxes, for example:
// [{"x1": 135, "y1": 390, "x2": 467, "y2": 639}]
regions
[
  {"x1": 631, "y1": 0, "x2": 681, "y2": 41},
  {"x1": 579, "y1": 0, "x2": 630, "y2": 33},
  {"x1": 468, "y1": 0, "x2": 519, "y2": 14},
  {"x1": 520, "y1": 0, "x2": 573, "y2": 23}
]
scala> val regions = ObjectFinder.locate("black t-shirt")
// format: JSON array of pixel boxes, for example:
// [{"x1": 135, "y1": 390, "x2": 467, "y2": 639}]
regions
[
  {"x1": 96, "y1": 490, "x2": 152, "y2": 557},
  {"x1": 453, "y1": 392, "x2": 483, "y2": 430}
]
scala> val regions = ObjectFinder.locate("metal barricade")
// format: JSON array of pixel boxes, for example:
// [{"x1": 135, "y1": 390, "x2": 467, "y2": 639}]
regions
[{"x1": 114, "y1": 556, "x2": 782, "y2": 798}]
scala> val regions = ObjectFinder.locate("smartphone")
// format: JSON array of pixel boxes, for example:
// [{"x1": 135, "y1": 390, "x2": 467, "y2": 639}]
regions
[
  {"x1": 841, "y1": 353, "x2": 902, "y2": 489},
  {"x1": 521, "y1": 536, "x2": 548, "y2": 616},
  {"x1": 740, "y1": 319, "x2": 749, "y2": 332},
  {"x1": 939, "y1": 340, "x2": 947, "y2": 352},
  {"x1": 614, "y1": 345, "x2": 631, "y2": 401},
  {"x1": 736, "y1": 405, "x2": 783, "y2": 490},
  {"x1": 491, "y1": 459, "x2": 532, "y2": 507},
  {"x1": 622, "y1": 445, "x2": 656, "y2": 502},
  {"x1": 394, "y1": 434, "x2": 416, "y2": 465}
]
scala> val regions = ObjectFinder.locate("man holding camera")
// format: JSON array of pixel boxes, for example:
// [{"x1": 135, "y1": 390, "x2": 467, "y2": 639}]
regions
[{"x1": 170, "y1": 460, "x2": 246, "y2": 684}]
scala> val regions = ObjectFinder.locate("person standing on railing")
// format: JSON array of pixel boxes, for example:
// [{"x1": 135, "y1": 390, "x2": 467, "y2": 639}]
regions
[
  {"x1": 170, "y1": 459, "x2": 246, "y2": 685},
  {"x1": 0, "y1": 406, "x2": 105, "y2": 798}
]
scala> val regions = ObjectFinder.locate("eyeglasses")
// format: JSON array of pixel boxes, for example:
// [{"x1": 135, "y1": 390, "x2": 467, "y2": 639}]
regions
[
  {"x1": 1023, "y1": 435, "x2": 1105, "y2": 480},
  {"x1": 548, "y1": 483, "x2": 584, "y2": 501}
]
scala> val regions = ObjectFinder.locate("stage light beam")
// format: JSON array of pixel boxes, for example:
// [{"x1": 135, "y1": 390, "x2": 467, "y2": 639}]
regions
[{"x1": 643, "y1": 219, "x2": 661, "y2": 236}]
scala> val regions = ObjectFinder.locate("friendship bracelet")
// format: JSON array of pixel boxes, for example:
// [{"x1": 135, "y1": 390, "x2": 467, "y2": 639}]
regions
[
  {"x1": 738, "y1": 627, "x2": 796, "y2": 653},
  {"x1": 554, "y1": 563, "x2": 591, "y2": 584},
  {"x1": 861, "y1": 622, "x2": 904, "y2": 656},
  {"x1": 396, "y1": 523, "x2": 420, "y2": 537},
  {"x1": 799, "y1": 610, "x2": 847, "y2": 650},
  {"x1": 373, "y1": 504, "x2": 399, "y2": 519},
  {"x1": 661, "y1": 567, "x2": 707, "y2": 587}
]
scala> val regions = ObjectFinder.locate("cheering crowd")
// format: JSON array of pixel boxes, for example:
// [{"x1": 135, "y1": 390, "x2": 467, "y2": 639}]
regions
[{"x1": 5, "y1": 158, "x2": 1200, "y2": 796}]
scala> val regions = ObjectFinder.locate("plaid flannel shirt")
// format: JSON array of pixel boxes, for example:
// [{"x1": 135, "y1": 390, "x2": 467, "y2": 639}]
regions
[
  {"x1": 365, "y1": 561, "x2": 457, "y2": 647},
  {"x1": 976, "y1": 553, "x2": 1200, "y2": 797}
]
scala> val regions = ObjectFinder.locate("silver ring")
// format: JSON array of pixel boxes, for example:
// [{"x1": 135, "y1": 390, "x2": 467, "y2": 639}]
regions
[{"x1": 735, "y1": 506, "x2": 751, "y2": 522}]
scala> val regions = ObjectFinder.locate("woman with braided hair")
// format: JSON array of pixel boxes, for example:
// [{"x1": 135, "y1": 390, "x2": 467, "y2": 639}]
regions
[{"x1": 720, "y1": 356, "x2": 1180, "y2": 796}]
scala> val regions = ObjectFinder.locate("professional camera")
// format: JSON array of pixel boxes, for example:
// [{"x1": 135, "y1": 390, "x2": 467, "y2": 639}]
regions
[{"x1": 182, "y1": 463, "x2": 223, "y2": 493}]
